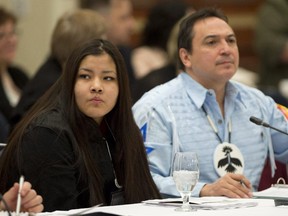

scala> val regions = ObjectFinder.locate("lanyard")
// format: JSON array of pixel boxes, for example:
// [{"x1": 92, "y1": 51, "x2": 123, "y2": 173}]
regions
[
  {"x1": 202, "y1": 106, "x2": 231, "y2": 143},
  {"x1": 104, "y1": 119, "x2": 123, "y2": 189},
  {"x1": 105, "y1": 139, "x2": 123, "y2": 189}
]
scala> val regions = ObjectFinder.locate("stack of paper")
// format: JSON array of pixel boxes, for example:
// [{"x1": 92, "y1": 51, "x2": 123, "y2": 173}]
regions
[
  {"x1": 253, "y1": 186, "x2": 288, "y2": 200},
  {"x1": 253, "y1": 186, "x2": 288, "y2": 206},
  {"x1": 143, "y1": 197, "x2": 258, "y2": 210}
]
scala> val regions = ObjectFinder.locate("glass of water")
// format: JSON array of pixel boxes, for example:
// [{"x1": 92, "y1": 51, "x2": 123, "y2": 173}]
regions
[{"x1": 172, "y1": 151, "x2": 199, "y2": 212}]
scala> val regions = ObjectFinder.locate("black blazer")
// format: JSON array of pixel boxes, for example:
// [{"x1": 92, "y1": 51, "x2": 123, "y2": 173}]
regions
[
  {"x1": 0, "y1": 66, "x2": 28, "y2": 122},
  {"x1": 10, "y1": 57, "x2": 61, "y2": 128}
]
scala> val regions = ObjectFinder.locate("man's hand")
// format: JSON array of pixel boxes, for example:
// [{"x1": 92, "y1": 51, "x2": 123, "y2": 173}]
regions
[{"x1": 200, "y1": 173, "x2": 253, "y2": 198}]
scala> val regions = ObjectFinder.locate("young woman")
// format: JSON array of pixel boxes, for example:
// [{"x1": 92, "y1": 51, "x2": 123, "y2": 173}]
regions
[
  {"x1": 10, "y1": 8, "x2": 107, "y2": 129},
  {"x1": 0, "y1": 39, "x2": 160, "y2": 212}
]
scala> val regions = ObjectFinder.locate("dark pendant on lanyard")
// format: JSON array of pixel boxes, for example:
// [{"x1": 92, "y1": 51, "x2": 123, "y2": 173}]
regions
[{"x1": 202, "y1": 106, "x2": 244, "y2": 176}]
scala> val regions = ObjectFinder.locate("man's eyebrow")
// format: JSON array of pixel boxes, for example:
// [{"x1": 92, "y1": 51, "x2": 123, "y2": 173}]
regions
[
  {"x1": 227, "y1": 33, "x2": 236, "y2": 38},
  {"x1": 203, "y1": 33, "x2": 236, "y2": 40},
  {"x1": 204, "y1": 35, "x2": 218, "y2": 39},
  {"x1": 202, "y1": 34, "x2": 218, "y2": 41}
]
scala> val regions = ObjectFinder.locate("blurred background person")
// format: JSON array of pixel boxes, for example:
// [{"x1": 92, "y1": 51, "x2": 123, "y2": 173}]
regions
[
  {"x1": 79, "y1": 0, "x2": 134, "y2": 47},
  {"x1": 10, "y1": 9, "x2": 106, "y2": 130},
  {"x1": 79, "y1": 0, "x2": 136, "y2": 91},
  {"x1": 131, "y1": 0, "x2": 192, "y2": 80},
  {"x1": 131, "y1": 12, "x2": 191, "y2": 103},
  {"x1": 254, "y1": 0, "x2": 288, "y2": 106},
  {"x1": 0, "y1": 112, "x2": 9, "y2": 144},
  {"x1": 0, "y1": 6, "x2": 29, "y2": 139},
  {"x1": 254, "y1": 0, "x2": 288, "y2": 187}
]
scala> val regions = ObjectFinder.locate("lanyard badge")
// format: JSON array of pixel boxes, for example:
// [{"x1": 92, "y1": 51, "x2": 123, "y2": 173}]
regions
[
  {"x1": 202, "y1": 106, "x2": 244, "y2": 176},
  {"x1": 213, "y1": 142, "x2": 244, "y2": 176}
]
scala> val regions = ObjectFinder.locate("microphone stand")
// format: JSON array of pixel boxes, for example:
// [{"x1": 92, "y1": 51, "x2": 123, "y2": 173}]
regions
[{"x1": 249, "y1": 116, "x2": 288, "y2": 136}]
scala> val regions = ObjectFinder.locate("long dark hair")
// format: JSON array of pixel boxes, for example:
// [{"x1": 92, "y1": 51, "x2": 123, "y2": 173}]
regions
[{"x1": 0, "y1": 39, "x2": 160, "y2": 205}]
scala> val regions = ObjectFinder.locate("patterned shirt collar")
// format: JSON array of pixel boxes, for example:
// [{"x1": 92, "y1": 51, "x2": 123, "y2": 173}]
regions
[{"x1": 179, "y1": 72, "x2": 246, "y2": 109}]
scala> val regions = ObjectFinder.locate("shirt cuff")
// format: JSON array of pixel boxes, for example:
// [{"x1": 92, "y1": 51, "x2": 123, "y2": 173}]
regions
[{"x1": 191, "y1": 182, "x2": 206, "y2": 197}]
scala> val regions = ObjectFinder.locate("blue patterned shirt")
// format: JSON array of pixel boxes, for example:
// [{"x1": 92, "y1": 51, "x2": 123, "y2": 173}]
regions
[{"x1": 132, "y1": 72, "x2": 288, "y2": 197}]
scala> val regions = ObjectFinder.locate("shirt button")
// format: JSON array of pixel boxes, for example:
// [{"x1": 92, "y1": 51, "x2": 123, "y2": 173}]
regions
[{"x1": 218, "y1": 119, "x2": 223, "y2": 124}]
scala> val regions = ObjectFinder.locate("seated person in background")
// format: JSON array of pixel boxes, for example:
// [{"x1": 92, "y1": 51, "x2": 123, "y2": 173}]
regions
[
  {"x1": 131, "y1": 0, "x2": 192, "y2": 80},
  {"x1": 0, "y1": 39, "x2": 160, "y2": 212},
  {"x1": 132, "y1": 8, "x2": 288, "y2": 198},
  {"x1": 0, "y1": 7, "x2": 29, "y2": 131},
  {"x1": 10, "y1": 9, "x2": 106, "y2": 129},
  {"x1": 0, "y1": 111, "x2": 9, "y2": 144},
  {"x1": 1, "y1": 181, "x2": 43, "y2": 213},
  {"x1": 254, "y1": 0, "x2": 288, "y2": 107},
  {"x1": 131, "y1": 12, "x2": 192, "y2": 103}
]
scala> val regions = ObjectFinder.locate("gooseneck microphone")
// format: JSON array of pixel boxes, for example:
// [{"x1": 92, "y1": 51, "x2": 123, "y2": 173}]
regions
[{"x1": 249, "y1": 116, "x2": 288, "y2": 136}]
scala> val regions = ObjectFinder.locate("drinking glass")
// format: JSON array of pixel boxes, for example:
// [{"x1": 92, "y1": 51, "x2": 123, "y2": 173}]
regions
[{"x1": 172, "y1": 151, "x2": 199, "y2": 212}]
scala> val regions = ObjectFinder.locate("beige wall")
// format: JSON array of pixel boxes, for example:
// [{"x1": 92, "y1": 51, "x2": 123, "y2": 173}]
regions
[{"x1": 0, "y1": 0, "x2": 78, "y2": 77}]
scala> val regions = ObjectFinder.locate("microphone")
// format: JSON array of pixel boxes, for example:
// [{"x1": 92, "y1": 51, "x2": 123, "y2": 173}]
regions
[{"x1": 249, "y1": 116, "x2": 288, "y2": 136}]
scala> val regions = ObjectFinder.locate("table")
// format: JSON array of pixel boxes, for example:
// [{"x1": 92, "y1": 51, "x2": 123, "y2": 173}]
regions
[{"x1": 37, "y1": 198, "x2": 288, "y2": 216}]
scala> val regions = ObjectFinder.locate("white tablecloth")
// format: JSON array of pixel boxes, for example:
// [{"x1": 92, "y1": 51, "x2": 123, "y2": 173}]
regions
[{"x1": 37, "y1": 198, "x2": 288, "y2": 216}]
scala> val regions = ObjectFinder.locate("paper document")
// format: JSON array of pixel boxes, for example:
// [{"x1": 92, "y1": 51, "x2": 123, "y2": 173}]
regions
[
  {"x1": 143, "y1": 197, "x2": 258, "y2": 210},
  {"x1": 253, "y1": 186, "x2": 288, "y2": 200}
]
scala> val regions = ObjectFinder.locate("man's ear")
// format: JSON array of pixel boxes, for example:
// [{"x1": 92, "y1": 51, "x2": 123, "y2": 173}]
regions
[{"x1": 179, "y1": 48, "x2": 192, "y2": 68}]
